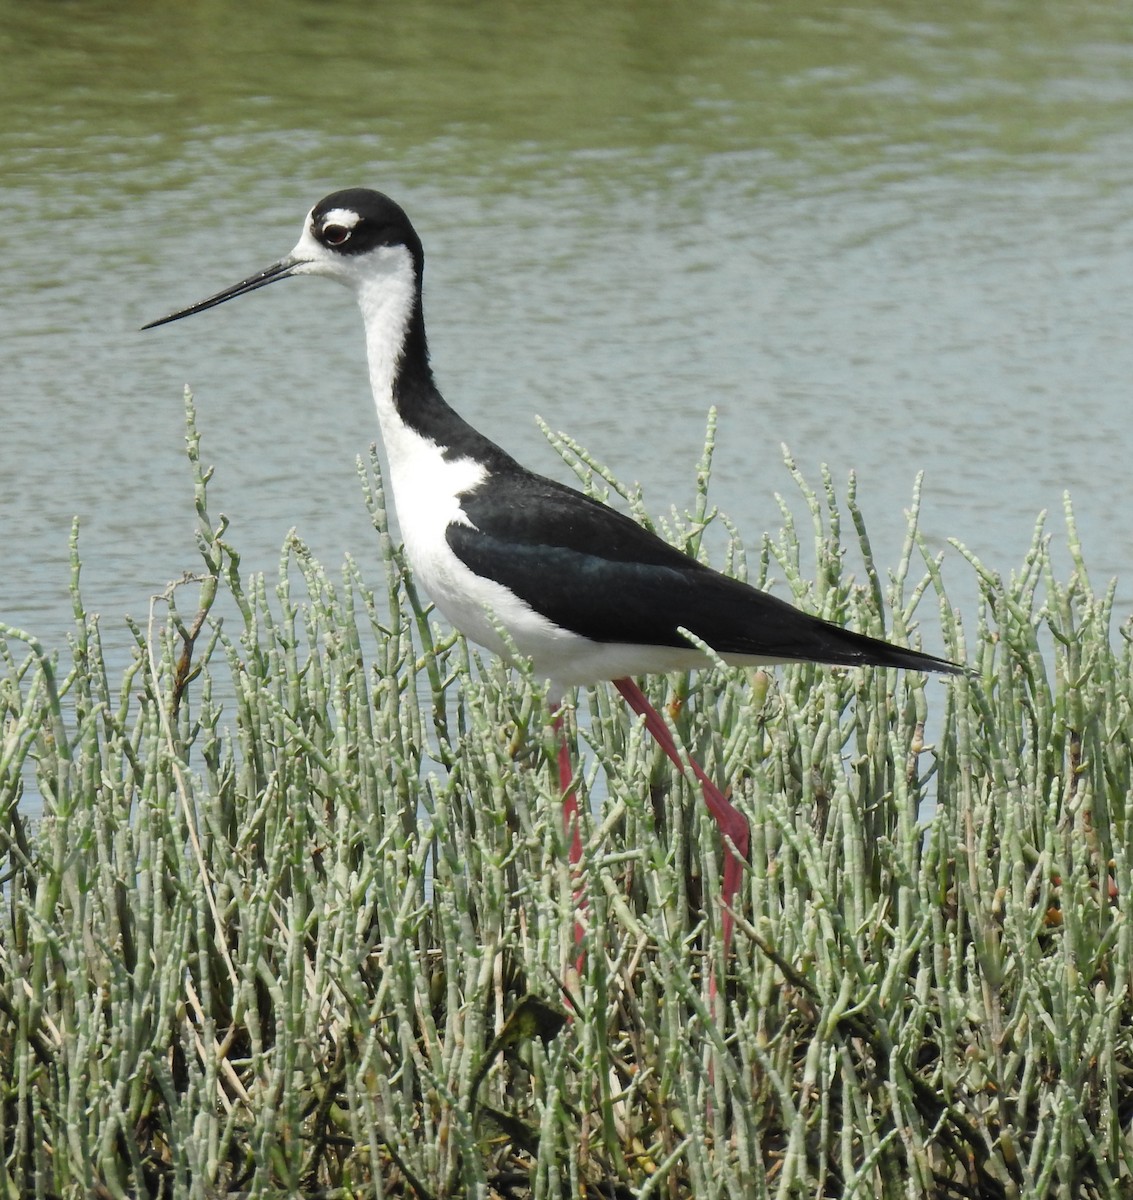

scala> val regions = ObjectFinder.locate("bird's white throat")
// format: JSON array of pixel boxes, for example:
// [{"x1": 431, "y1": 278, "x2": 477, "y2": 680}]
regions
[{"x1": 354, "y1": 245, "x2": 419, "y2": 422}]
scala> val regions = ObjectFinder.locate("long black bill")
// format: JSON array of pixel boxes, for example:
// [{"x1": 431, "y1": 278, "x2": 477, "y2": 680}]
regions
[{"x1": 141, "y1": 256, "x2": 302, "y2": 330}]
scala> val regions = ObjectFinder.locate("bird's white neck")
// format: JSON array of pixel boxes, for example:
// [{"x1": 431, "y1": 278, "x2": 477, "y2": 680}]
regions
[
  {"x1": 352, "y1": 245, "x2": 512, "y2": 477},
  {"x1": 355, "y1": 249, "x2": 420, "y2": 444}
]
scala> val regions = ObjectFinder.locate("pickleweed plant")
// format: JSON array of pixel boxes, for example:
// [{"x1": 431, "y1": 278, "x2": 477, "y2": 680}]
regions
[{"x1": 0, "y1": 391, "x2": 1130, "y2": 1198}]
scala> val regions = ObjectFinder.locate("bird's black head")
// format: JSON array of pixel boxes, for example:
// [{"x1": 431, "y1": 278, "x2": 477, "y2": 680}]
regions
[
  {"x1": 308, "y1": 188, "x2": 424, "y2": 270},
  {"x1": 142, "y1": 187, "x2": 425, "y2": 330}
]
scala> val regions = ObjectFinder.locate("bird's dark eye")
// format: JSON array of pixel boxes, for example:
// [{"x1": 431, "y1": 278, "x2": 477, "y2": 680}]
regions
[{"x1": 322, "y1": 223, "x2": 351, "y2": 246}]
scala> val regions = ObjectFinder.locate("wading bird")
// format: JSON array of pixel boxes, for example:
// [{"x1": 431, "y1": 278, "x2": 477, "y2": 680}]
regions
[{"x1": 145, "y1": 189, "x2": 960, "y2": 974}]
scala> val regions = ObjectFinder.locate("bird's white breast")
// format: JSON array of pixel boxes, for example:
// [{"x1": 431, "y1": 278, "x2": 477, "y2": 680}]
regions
[{"x1": 380, "y1": 427, "x2": 583, "y2": 663}]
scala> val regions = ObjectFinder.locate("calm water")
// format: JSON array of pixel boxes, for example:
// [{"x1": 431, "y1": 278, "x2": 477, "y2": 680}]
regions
[{"x1": 3, "y1": 0, "x2": 1133, "y2": 666}]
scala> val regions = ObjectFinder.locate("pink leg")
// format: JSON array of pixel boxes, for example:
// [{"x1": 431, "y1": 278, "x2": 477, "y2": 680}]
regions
[
  {"x1": 614, "y1": 677, "x2": 749, "y2": 966},
  {"x1": 552, "y1": 703, "x2": 587, "y2": 964}
]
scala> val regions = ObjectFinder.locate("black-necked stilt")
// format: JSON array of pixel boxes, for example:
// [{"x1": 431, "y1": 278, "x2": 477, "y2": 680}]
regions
[{"x1": 145, "y1": 188, "x2": 961, "y2": 970}]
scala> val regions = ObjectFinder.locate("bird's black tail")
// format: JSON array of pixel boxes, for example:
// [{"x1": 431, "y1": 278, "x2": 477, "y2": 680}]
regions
[
  {"x1": 690, "y1": 574, "x2": 965, "y2": 676},
  {"x1": 774, "y1": 615, "x2": 964, "y2": 676}
]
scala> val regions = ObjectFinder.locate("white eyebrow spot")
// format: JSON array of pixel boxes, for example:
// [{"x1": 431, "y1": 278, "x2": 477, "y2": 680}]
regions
[{"x1": 319, "y1": 207, "x2": 361, "y2": 230}]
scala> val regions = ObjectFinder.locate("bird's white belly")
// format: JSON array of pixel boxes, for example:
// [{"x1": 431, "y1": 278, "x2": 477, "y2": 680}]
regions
[{"x1": 419, "y1": 556, "x2": 721, "y2": 691}]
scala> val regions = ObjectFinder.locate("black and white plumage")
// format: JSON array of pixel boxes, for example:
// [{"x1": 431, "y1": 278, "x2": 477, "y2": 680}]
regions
[{"x1": 145, "y1": 188, "x2": 961, "y2": 965}]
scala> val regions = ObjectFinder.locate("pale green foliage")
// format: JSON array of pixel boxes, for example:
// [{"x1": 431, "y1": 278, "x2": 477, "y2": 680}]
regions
[{"x1": 1, "y1": 395, "x2": 1130, "y2": 1198}]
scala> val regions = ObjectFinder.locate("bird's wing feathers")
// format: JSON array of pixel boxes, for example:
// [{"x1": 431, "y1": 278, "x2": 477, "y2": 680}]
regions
[{"x1": 449, "y1": 472, "x2": 958, "y2": 673}]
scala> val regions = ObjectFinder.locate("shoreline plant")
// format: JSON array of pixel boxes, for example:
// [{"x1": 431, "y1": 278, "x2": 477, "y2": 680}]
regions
[{"x1": 1, "y1": 392, "x2": 1130, "y2": 1198}]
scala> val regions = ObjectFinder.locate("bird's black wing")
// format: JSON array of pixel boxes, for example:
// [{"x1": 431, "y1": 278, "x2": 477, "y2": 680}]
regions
[{"x1": 448, "y1": 471, "x2": 959, "y2": 674}]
